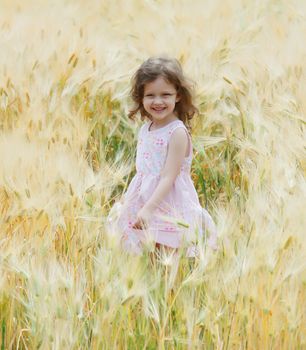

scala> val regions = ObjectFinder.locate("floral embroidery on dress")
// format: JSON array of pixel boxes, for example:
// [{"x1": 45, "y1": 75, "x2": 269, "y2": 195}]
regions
[
  {"x1": 143, "y1": 151, "x2": 150, "y2": 159},
  {"x1": 155, "y1": 138, "x2": 164, "y2": 146}
]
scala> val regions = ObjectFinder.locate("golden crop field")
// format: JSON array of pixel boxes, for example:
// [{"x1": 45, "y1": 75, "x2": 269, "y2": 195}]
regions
[{"x1": 0, "y1": 0, "x2": 305, "y2": 349}]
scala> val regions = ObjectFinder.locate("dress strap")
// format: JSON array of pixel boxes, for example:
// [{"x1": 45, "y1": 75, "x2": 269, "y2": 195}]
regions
[{"x1": 138, "y1": 122, "x2": 147, "y2": 136}]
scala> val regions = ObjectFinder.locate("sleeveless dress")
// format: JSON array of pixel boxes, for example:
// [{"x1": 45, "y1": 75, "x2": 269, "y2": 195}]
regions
[{"x1": 114, "y1": 119, "x2": 218, "y2": 257}]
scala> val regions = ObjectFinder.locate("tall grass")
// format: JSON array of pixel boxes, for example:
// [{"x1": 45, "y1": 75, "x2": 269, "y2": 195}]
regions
[{"x1": 0, "y1": 0, "x2": 305, "y2": 348}]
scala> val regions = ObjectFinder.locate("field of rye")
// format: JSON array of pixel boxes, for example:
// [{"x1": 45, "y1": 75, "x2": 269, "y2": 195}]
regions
[{"x1": 0, "y1": 0, "x2": 305, "y2": 349}]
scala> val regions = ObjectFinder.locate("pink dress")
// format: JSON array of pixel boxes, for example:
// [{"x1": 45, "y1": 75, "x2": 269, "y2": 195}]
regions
[{"x1": 115, "y1": 119, "x2": 218, "y2": 257}]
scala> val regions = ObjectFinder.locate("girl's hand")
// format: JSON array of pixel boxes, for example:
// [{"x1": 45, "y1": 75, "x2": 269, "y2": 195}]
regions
[{"x1": 132, "y1": 206, "x2": 153, "y2": 230}]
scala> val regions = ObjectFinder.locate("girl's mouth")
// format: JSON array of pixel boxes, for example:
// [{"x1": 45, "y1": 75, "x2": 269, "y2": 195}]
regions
[{"x1": 152, "y1": 107, "x2": 166, "y2": 112}]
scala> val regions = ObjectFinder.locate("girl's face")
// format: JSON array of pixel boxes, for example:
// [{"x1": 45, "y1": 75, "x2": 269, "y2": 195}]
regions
[{"x1": 142, "y1": 76, "x2": 180, "y2": 123}]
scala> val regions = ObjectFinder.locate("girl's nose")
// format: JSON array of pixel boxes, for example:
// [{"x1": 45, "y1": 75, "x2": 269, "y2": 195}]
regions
[{"x1": 153, "y1": 96, "x2": 163, "y2": 104}]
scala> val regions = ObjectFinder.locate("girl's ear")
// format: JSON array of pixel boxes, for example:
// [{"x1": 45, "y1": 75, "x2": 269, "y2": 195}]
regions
[{"x1": 175, "y1": 94, "x2": 181, "y2": 103}]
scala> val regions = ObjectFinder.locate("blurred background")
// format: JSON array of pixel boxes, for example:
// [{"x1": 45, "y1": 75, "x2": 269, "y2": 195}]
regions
[{"x1": 0, "y1": 0, "x2": 305, "y2": 348}]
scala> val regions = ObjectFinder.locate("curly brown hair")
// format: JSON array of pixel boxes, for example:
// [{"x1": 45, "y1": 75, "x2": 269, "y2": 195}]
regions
[{"x1": 128, "y1": 56, "x2": 198, "y2": 132}]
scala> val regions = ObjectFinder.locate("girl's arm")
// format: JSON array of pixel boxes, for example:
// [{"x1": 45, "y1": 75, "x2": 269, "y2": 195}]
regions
[{"x1": 132, "y1": 128, "x2": 188, "y2": 229}]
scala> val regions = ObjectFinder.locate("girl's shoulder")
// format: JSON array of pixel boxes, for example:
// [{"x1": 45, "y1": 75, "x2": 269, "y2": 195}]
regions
[
  {"x1": 167, "y1": 120, "x2": 191, "y2": 139},
  {"x1": 168, "y1": 119, "x2": 188, "y2": 131}
]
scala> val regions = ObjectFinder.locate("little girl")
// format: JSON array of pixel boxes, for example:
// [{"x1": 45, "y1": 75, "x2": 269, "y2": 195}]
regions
[{"x1": 113, "y1": 56, "x2": 217, "y2": 257}]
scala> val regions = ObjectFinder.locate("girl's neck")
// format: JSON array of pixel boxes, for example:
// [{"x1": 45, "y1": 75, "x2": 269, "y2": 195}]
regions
[{"x1": 149, "y1": 116, "x2": 179, "y2": 130}]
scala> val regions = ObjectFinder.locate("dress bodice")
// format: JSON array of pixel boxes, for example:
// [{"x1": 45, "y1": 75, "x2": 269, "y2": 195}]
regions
[{"x1": 135, "y1": 119, "x2": 192, "y2": 177}]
